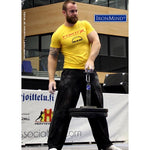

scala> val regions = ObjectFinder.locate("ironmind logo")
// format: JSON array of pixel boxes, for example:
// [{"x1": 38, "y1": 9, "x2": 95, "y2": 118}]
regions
[
  {"x1": 63, "y1": 29, "x2": 85, "y2": 39},
  {"x1": 35, "y1": 109, "x2": 53, "y2": 125},
  {"x1": 94, "y1": 14, "x2": 127, "y2": 22}
]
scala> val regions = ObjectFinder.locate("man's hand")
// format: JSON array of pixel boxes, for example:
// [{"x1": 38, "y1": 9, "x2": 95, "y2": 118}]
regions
[
  {"x1": 85, "y1": 59, "x2": 94, "y2": 72},
  {"x1": 49, "y1": 80, "x2": 56, "y2": 94}
]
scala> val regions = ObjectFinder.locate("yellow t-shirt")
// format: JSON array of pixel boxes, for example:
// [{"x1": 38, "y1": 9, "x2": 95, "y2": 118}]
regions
[{"x1": 50, "y1": 20, "x2": 94, "y2": 69}]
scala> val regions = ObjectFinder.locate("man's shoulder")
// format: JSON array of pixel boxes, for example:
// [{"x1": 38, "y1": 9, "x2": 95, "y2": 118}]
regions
[
  {"x1": 78, "y1": 20, "x2": 90, "y2": 25},
  {"x1": 54, "y1": 24, "x2": 64, "y2": 33}
]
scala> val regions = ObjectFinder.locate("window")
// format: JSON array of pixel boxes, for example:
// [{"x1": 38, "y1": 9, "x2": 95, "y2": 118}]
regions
[
  {"x1": 109, "y1": 0, "x2": 127, "y2": 10},
  {"x1": 95, "y1": 34, "x2": 128, "y2": 72},
  {"x1": 22, "y1": 0, "x2": 128, "y2": 10},
  {"x1": 99, "y1": 34, "x2": 108, "y2": 56},
  {"x1": 34, "y1": 0, "x2": 51, "y2": 7},
  {"x1": 25, "y1": 34, "x2": 51, "y2": 72},
  {"x1": 109, "y1": 36, "x2": 127, "y2": 57},
  {"x1": 25, "y1": 36, "x2": 39, "y2": 58},
  {"x1": 90, "y1": 0, "x2": 108, "y2": 7},
  {"x1": 51, "y1": 0, "x2": 64, "y2": 4},
  {"x1": 22, "y1": 0, "x2": 34, "y2": 9},
  {"x1": 41, "y1": 35, "x2": 51, "y2": 50},
  {"x1": 40, "y1": 35, "x2": 51, "y2": 71},
  {"x1": 98, "y1": 34, "x2": 128, "y2": 58},
  {"x1": 24, "y1": 33, "x2": 128, "y2": 76},
  {"x1": 24, "y1": 33, "x2": 64, "y2": 73},
  {"x1": 74, "y1": 0, "x2": 89, "y2": 4}
]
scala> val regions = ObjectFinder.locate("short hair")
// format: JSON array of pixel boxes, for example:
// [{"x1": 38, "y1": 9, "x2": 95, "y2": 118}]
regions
[{"x1": 62, "y1": 0, "x2": 76, "y2": 11}]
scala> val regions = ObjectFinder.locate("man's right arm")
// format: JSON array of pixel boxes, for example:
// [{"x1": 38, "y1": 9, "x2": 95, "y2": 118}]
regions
[{"x1": 48, "y1": 47, "x2": 60, "y2": 93}]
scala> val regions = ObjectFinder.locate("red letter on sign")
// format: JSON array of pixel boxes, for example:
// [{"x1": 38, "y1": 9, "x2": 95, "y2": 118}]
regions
[{"x1": 44, "y1": 109, "x2": 52, "y2": 122}]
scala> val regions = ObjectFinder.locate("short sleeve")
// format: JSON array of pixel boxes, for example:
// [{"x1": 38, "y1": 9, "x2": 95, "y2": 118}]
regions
[
  {"x1": 50, "y1": 32, "x2": 61, "y2": 48},
  {"x1": 83, "y1": 20, "x2": 95, "y2": 35}
]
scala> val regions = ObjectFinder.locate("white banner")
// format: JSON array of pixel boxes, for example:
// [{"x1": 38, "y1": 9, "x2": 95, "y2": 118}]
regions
[
  {"x1": 22, "y1": 90, "x2": 128, "y2": 145},
  {"x1": 22, "y1": 90, "x2": 55, "y2": 145}
]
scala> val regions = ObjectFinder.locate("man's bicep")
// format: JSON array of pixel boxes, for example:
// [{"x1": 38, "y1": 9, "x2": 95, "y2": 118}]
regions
[
  {"x1": 49, "y1": 47, "x2": 61, "y2": 59},
  {"x1": 87, "y1": 30, "x2": 100, "y2": 44}
]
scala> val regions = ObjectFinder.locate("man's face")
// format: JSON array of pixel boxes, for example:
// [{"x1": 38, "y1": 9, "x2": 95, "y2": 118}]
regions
[{"x1": 65, "y1": 3, "x2": 78, "y2": 24}]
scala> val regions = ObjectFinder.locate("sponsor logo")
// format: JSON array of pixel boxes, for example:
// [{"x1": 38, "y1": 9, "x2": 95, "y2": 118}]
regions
[
  {"x1": 63, "y1": 29, "x2": 85, "y2": 39},
  {"x1": 72, "y1": 36, "x2": 83, "y2": 43},
  {"x1": 94, "y1": 14, "x2": 127, "y2": 22},
  {"x1": 22, "y1": 130, "x2": 81, "y2": 139},
  {"x1": 22, "y1": 130, "x2": 49, "y2": 139},
  {"x1": 35, "y1": 109, "x2": 53, "y2": 125},
  {"x1": 86, "y1": 84, "x2": 91, "y2": 90},
  {"x1": 22, "y1": 113, "x2": 30, "y2": 121},
  {"x1": 22, "y1": 93, "x2": 54, "y2": 102}
]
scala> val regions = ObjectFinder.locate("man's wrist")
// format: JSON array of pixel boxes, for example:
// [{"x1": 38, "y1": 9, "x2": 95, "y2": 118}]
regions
[{"x1": 49, "y1": 77, "x2": 55, "y2": 82}]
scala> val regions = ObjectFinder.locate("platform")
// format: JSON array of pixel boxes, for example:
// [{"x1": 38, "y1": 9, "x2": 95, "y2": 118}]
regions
[{"x1": 22, "y1": 143, "x2": 128, "y2": 150}]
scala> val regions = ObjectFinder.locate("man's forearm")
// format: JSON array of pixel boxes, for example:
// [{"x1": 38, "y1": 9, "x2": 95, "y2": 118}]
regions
[
  {"x1": 87, "y1": 30, "x2": 101, "y2": 62},
  {"x1": 48, "y1": 47, "x2": 60, "y2": 81},
  {"x1": 85, "y1": 30, "x2": 101, "y2": 70},
  {"x1": 48, "y1": 55, "x2": 58, "y2": 81},
  {"x1": 88, "y1": 40, "x2": 101, "y2": 62}
]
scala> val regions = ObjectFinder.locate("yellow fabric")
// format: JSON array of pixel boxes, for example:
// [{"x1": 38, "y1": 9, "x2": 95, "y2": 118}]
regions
[{"x1": 50, "y1": 20, "x2": 94, "y2": 69}]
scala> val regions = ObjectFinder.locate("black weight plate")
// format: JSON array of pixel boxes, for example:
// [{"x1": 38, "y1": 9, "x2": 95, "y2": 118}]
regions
[
  {"x1": 70, "y1": 111, "x2": 108, "y2": 118},
  {"x1": 69, "y1": 108, "x2": 108, "y2": 113},
  {"x1": 69, "y1": 108, "x2": 108, "y2": 118}
]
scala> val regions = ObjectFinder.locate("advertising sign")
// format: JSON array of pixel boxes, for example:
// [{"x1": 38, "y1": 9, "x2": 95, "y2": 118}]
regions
[{"x1": 22, "y1": 90, "x2": 128, "y2": 145}]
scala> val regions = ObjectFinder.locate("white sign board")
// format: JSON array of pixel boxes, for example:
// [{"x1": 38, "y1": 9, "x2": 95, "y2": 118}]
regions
[{"x1": 22, "y1": 90, "x2": 128, "y2": 145}]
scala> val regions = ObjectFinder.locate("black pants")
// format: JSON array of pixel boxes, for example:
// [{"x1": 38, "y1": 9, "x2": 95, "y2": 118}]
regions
[{"x1": 47, "y1": 69, "x2": 112, "y2": 150}]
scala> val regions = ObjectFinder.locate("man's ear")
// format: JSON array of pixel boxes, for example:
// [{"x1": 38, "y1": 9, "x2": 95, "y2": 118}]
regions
[{"x1": 62, "y1": 10, "x2": 66, "y2": 16}]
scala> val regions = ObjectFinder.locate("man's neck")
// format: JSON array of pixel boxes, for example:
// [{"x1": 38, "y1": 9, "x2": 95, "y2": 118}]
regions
[{"x1": 64, "y1": 21, "x2": 76, "y2": 27}]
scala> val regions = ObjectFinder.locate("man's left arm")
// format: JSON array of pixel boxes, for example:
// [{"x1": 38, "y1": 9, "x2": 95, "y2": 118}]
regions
[{"x1": 85, "y1": 30, "x2": 101, "y2": 71}]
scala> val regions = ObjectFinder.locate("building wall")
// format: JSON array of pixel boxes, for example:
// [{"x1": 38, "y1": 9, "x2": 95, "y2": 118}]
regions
[{"x1": 22, "y1": 2, "x2": 128, "y2": 59}]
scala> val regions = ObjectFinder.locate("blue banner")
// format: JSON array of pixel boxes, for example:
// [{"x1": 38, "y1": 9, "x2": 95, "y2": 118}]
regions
[{"x1": 94, "y1": 14, "x2": 127, "y2": 22}]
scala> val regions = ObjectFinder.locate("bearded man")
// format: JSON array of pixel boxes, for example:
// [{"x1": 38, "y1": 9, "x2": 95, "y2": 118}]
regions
[{"x1": 47, "y1": 1, "x2": 122, "y2": 150}]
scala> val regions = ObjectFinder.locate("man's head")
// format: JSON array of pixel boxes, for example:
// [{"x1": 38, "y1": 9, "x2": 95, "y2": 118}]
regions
[{"x1": 62, "y1": 0, "x2": 78, "y2": 25}]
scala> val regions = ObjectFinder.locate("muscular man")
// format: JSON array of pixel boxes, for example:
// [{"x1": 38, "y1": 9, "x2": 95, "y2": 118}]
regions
[{"x1": 47, "y1": 1, "x2": 122, "y2": 150}]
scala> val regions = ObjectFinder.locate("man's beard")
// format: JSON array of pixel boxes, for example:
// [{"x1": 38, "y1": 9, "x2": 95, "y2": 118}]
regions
[{"x1": 66, "y1": 14, "x2": 78, "y2": 24}]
